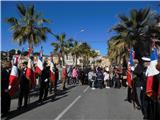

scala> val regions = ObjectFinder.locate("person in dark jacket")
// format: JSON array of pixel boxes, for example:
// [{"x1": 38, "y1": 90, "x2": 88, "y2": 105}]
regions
[
  {"x1": 96, "y1": 67, "x2": 104, "y2": 89},
  {"x1": 39, "y1": 62, "x2": 50, "y2": 102},
  {"x1": 54, "y1": 64, "x2": 59, "y2": 95},
  {"x1": 1, "y1": 63, "x2": 11, "y2": 116},
  {"x1": 133, "y1": 60, "x2": 144, "y2": 109},
  {"x1": 17, "y1": 62, "x2": 29, "y2": 109}
]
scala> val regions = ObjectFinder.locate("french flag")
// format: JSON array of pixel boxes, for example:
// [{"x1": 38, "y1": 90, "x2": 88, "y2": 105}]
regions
[
  {"x1": 35, "y1": 47, "x2": 43, "y2": 75},
  {"x1": 146, "y1": 47, "x2": 159, "y2": 97},
  {"x1": 9, "y1": 65, "x2": 19, "y2": 97},
  {"x1": 127, "y1": 48, "x2": 135, "y2": 88},
  {"x1": 12, "y1": 55, "x2": 19, "y2": 66},
  {"x1": 25, "y1": 47, "x2": 36, "y2": 88},
  {"x1": 50, "y1": 58, "x2": 55, "y2": 83}
]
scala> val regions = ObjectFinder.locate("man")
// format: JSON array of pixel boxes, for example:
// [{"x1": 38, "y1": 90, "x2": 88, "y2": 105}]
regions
[
  {"x1": 39, "y1": 62, "x2": 50, "y2": 103},
  {"x1": 53, "y1": 64, "x2": 59, "y2": 97},
  {"x1": 156, "y1": 60, "x2": 160, "y2": 119},
  {"x1": 18, "y1": 61, "x2": 29, "y2": 109},
  {"x1": 88, "y1": 68, "x2": 96, "y2": 90},
  {"x1": 96, "y1": 67, "x2": 104, "y2": 89},
  {"x1": 104, "y1": 70, "x2": 110, "y2": 88},
  {"x1": 66, "y1": 65, "x2": 72, "y2": 85},
  {"x1": 141, "y1": 57, "x2": 152, "y2": 120},
  {"x1": 1, "y1": 62, "x2": 11, "y2": 116},
  {"x1": 132, "y1": 59, "x2": 143, "y2": 109}
]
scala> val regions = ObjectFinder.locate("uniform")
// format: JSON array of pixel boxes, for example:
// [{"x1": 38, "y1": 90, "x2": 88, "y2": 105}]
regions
[
  {"x1": 39, "y1": 65, "x2": 50, "y2": 102},
  {"x1": 18, "y1": 67, "x2": 29, "y2": 109},
  {"x1": 1, "y1": 67, "x2": 11, "y2": 116}
]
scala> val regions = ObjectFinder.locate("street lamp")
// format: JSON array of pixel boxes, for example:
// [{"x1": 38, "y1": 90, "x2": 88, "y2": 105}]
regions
[{"x1": 74, "y1": 29, "x2": 85, "y2": 41}]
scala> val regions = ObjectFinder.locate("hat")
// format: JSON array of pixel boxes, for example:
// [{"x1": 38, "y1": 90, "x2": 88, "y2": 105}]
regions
[{"x1": 142, "y1": 57, "x2": 151, "y2": 62}]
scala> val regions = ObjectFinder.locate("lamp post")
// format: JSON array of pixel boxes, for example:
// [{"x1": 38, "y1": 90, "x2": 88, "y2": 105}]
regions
[{"x1": 74, "y1": 29, "x2": 85, "y2": 42}]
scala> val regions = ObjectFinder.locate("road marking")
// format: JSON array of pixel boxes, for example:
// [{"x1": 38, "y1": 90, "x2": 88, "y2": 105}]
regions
[
  {"x1": 83, "y1": 86, "x2": 89, "y2": 93},
  {"x1": 54, "y1": 95, "x2": 81, "y2": 120}
]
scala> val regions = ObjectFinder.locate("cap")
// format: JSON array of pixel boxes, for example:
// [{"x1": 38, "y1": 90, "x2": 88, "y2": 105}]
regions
[{"x1": 142, "y1": 57, "x2": 151, "y2": 62}]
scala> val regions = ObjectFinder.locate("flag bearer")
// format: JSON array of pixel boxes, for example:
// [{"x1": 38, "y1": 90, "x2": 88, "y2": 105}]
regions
[
  {"x1": 39, "y1": 61, "x2": 50, "y2": 103},
  {"x1": 1, "y1": 62, "x2": 11, "y2": 116},
  {"x1": 17, "y1": 61, "x2": 29, "y2": 109}
]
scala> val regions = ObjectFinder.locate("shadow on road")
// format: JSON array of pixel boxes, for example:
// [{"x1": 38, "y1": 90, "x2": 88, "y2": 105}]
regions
[{"x1": 3, "y1": 85, "x2": 76, "y2": 120}]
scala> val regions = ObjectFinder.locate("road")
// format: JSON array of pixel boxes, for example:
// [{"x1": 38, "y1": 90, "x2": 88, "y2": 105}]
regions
[{"x1": 2, "y1": 85, "x2": 143, "y2": 120}]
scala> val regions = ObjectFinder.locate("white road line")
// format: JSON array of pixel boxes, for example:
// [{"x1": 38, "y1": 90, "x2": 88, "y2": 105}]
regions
[
  {"x1": 83, "y1": 86, "x2": 89, "y2": 93},
  {"x1": 54, "y1": 95, "x2": 81, "y2": 120}
]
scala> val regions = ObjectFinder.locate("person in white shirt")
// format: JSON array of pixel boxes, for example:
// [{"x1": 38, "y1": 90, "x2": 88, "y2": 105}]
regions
[
  {"x1": 104, "y1": 70, "x2": 110, "y2": 88},
  {"x1": 88, "y1": 69, "x2": 96, "y2": 90}
]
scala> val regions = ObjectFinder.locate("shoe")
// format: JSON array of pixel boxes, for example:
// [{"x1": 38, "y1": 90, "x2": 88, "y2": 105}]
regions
[
  {"x1": 92, "y1": 87, "x2": 95, "y2": 90},
  {"x1": 136, "y1": 105, "x2": 141, "y2": 110},
  {"x1": 17, "y1": 106, "x2": 22, "y2": 110},
  {"x1": 124, "y1": 98, "x2": 132, "y2": 103},
  {"x1": 143, "y1": 116, "x2": 149, "y2": 120},
  {"x1": 106, "y1": 86, "x2": 110, "y2": 89},
  {"x1": 38, "y1": 99, "x2": 43, "y2": 103},
  {"x1": 24, "y1": 105, "x2": 28, "y2": 109}
]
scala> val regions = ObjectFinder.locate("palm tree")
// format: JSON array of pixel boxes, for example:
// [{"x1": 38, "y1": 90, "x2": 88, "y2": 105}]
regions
[
  {"x1": 6, "y1": 3, "x2": 52, "y2": 51},
  {"x1": 108, "y1": 8, "x2": 159, "y2": 64},
  {"x1": 89, "y1": 50, "x2": 99, "y2": 65},
  {"x1": 51, "y1": 33, "x2": 68, "y2": 66},
  {"x1": 71, "y1": 41, "x2": 81, "y2": 65},
  {"x1": 79, "y1": 42, "x2": 91, "y2": 66},
  {"x1": 108, "y1": 36, "x2": 129, "y2": 65}
]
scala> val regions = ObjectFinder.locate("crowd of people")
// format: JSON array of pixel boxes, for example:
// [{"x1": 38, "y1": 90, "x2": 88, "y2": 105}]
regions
[
  {"x1": 1, "y1": 53, "x2": 123, "y2": 118},
  {"x1": 1, "y1": 53, "x2": 160, "y2": 120}
]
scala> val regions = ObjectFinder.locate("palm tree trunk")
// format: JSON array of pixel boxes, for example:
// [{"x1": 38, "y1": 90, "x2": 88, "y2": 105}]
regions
[
  {"x1": 29, "y1": 34, "x2": 34, "y2": 53},
  {"x1": 75, "y1": 55, "x2": 77, "y2": 65},
  {"x1": 62, "y1": 52, "x2": 65, "y2": 66}
]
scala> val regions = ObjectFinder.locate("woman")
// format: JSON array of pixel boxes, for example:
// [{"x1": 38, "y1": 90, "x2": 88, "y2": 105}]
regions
[{"x1": 72, "y1": 67, "x2": 78, "y2": 84}]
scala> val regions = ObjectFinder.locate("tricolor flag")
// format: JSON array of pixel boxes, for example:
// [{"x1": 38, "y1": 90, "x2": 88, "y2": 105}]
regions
[
  {"x1": 27, "y1": 47, "x2": 33, "y2": 57},
  {"x1": 26, "y1": 47, "x2": 36, "y2": 88},
  {"x1": 9, "y1": 65, "x2": 19, "y2": 97},
  {"x1": 35, "y1": 47, "x2": 43, "y2": 75},
  {"x1": 127, "y1": 48, "x2": 135, "y2": 88},
  {"x1": 50, "y1": 56, "x2": 55, "y2": 83},
  {"x1": 146, "y1": 47, "x2": 159, "y2": 97},
  {"x1": 12, "y1": 54, "x2": 19, "y2": 66}
]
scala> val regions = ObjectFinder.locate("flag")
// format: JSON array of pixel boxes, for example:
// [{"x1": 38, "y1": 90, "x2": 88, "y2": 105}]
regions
[
  {"x1": 12, "y1": 54, "x2": 19, "y2": 66},
  {"x1": 146, "y1": 47, "x2": 159, "y2": 97},
  {"x1": 127, "y1": 48, "x2": 135, "y2": 88},
  {"x1": 27, "y1": 47, "x2": 33, "y2": 57},
  {"x1": 50, "y1": 58, "x2": 55, "y2": 83},
  {"x1": 9, "y1": 65, "x2": 19, "y2": 97},
  {"x1": 35, "y1": 47, "x2": 43, "y2": 75},
  {"x1": 26, "y1": 47, "x2": 36, "y2": 88}
]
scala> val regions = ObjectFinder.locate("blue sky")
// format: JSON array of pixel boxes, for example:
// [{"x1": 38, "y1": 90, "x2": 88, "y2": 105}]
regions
[{"x1": 1, "y1": 1, "x2": 160, "y2": 56}]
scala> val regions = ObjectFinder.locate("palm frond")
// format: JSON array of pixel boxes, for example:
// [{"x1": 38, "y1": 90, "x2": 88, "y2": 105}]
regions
[{"x1": 17, "y1": 3, "x2": 26, "y2": 16}]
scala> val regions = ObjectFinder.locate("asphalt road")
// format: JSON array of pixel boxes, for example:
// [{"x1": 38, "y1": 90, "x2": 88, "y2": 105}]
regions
[{"x1": 2, "y1": 85, "x2": 143, "y2": 120}]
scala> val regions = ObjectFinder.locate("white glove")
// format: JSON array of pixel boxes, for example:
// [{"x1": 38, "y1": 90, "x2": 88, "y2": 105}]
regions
[
  {"x1": 126, "y1": 82, "x2": 128, "y2": 85},
  {"x1": 140, "y1": 86, "x2": 143, "y2": 90},
  {"x1": 45, "y1": 79, "x2": 48, "y2": 82},
  {"x1": 131, "y1": 66, "x2": 135, "y2": 71},
  {"x1": 8, "y1": 85, "x2": 11, "y2": 90}
]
